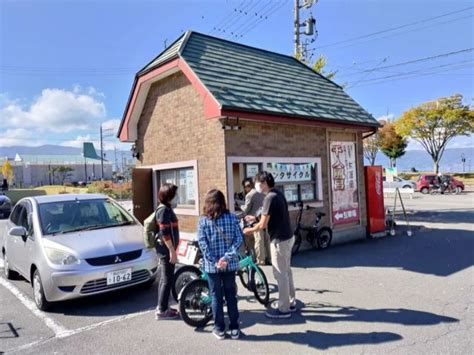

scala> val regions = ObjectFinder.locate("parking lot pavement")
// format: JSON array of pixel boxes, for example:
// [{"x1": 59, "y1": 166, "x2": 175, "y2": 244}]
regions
[{"x1": 1, "y1": 191, "x2": 473, "y2": 354}]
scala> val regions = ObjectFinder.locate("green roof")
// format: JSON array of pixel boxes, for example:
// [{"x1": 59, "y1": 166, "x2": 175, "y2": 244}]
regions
[{"x1": 141, "y1": 31, "x2": 378, "y2": 127}]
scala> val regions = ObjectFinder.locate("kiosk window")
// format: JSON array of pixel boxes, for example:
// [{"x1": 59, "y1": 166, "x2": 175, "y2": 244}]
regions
[{"x1": 158, "y1": 167, "x2": 196, "y2": 207}]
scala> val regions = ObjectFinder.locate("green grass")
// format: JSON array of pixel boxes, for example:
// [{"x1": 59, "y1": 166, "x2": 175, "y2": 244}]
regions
[
  {"x1": 4, "y1": 185, "x2": 89, "y2": 204},
  {"x1": 34, "y1": 185, "x2": 88, "y2": 194}
]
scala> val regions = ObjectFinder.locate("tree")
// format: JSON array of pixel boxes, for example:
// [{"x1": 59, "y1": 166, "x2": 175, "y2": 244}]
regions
[
  {"x1": 312, "y1": 54, "x2": 337, "y2": 80},
  {"x1": 49, "y1": 166, "x2": 60, "y2": 185},
  {"x1": 1, "y1": 160, "x2": 14, "y2": 184},
  {"x1": 363, "y1": 131, "x2": 380, "y2": 166},
  {"x1": 396, "y1": 94, "x2": 474, "y2": 173},
  {"x1": 296, "y1": 53, "x2": 338, "y2": 80},
  {"x1": 378, "y1": 121, "x2": 407, "y2": 168},
  {"x1": 57, "y1": 166, "x2": 74, "y2": 184}
]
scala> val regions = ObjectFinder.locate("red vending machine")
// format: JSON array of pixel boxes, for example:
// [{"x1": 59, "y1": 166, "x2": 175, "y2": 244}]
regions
[{"x1": 364, "y1": 166, "x2": 386, "y2": 236}]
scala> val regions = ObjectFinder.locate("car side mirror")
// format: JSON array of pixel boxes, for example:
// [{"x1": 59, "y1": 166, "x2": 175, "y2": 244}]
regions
[{"x1": 9, "y1": 226, "x2": 27, "y2": 239}]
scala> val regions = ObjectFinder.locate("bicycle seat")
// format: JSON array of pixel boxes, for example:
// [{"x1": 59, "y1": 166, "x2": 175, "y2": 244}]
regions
[{"x1": 305, "y1": 205, "x2": 317, "y2": 210}]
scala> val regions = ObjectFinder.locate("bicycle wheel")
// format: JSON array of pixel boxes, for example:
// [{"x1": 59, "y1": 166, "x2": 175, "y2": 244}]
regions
[
  {"x1": 172, "y1": 265, "x2": 202, "y2": 301},
  {"x1": 291, "y1": 232, "x2": 302, "y2": 255},
  {"x1": 179, "y1": 279, "x2": 213, "y2": 328},
  {"x1": 249, "y1": 266, "x2": 270, "y2": 306},
  {"x1": 317, "y1": 227, "x2": 333, "y2": 249},
  {"x1": 237, "y1": 266, "x2": 251, "y2": 290}
]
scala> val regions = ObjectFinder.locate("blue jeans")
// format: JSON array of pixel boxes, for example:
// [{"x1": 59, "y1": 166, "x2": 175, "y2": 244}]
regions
[{"x1": 207, "y1": 271, "x2": 239, "y2": 332}]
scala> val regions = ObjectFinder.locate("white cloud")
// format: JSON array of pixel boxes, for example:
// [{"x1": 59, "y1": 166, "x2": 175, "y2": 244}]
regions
[
  {"x1": 0, "y1": 128, "x2": 47, "y2": 147},
  {"x1": 1, "y1": 87, "x2": 106, "y2": 133},
  {"x1": 60, "y1": 133, "x2": 131, "y2": 152},
  {"x1": 60, "y1": 134, "x2": 94, "y2": 149},
  {"x1": 102, "y1": 119, "x2": 121, "y2": 132}
]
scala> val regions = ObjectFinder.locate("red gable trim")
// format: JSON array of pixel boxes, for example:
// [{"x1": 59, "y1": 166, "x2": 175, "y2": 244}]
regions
[
  {"x1": 118, "y1": 58, "x2": 221, "y2": 142},
  {"x1": 119, "y1": 59, "x2": 180, "y2": 141},
  {"x1": 119, "y1": 58, "x2": 375, "y2": 141},
  {"x1": 220, "y1": 110, "x2": 375, "y2": 132}
]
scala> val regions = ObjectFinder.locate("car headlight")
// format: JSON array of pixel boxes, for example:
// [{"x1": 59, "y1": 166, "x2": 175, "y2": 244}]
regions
[{"x1": 44, "y1": 248, "x2": 80, "y2": 265}]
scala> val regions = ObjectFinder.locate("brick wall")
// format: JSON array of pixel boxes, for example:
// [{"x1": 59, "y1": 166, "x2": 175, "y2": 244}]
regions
[
  {"x1": 136, "y1": 72, "x2": 227, "y2": 232},
  {"x1": 134, "y1": 72, "x2": 368, "y2": 237},
  {"x1": 225, "y1": 121, "x2": 368, "y2": 234},
  {"x1": 225, "y1": 120, "x2": 332, "y2": 228}
]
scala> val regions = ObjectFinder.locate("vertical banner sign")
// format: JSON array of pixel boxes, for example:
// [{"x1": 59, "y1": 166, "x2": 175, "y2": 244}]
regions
[{"x1": 330, "y1": 141, "x2": 359, "y2": 225}]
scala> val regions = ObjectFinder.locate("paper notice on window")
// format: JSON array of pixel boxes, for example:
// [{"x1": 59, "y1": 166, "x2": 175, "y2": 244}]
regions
[{"x1": 186, "y1": 170, "x2": 195, "y2": 201}]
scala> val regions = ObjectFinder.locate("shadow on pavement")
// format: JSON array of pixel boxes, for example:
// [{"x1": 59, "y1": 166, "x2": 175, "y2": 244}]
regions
[
  {"x1": 301, "y1": 303, "x2": 458, "y2": 325},
  {"x1": 243, "y1": 330, "x2": 402, "y2": 350},
  {"x1": 408, "y1": 209, "x2": 474, "y2": 224},
  {"x1": 293, "y1": 223, "x2": 474, "y2": 277},
  {"x1": 240, "y1": 303, "x2": 457, "y2": 350}
]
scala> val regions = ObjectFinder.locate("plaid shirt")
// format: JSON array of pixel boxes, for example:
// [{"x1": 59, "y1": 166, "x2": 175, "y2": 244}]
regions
[{"x1": 198, "y1": 213, "x2": 243, "y2": 273}]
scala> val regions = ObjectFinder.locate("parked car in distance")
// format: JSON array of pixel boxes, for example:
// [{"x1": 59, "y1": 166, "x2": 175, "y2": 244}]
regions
[
  {"x1": 0, "y1": 193, "x2": 12, "y2": 218},
  {"x1": 1, "y1": 194, "x2": 158, "y2": 311},
  {"x1": 382, "y1": 176, "x2": 416, "y2": 189},
  {"x1": 416, "y1": 174, "x2": 465, "y2": 194}
]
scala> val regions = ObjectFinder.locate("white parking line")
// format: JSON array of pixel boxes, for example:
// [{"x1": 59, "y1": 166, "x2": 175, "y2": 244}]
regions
[{"x1": 0, "y1": 277, "x2": 69, "y2": 337}]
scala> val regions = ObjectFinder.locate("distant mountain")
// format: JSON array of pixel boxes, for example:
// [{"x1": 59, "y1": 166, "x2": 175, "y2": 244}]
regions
[
  {"x1": 0, "y1": 145, "x2": 131, "y2": 160},
  {"x1": 366, "y1": 147, "x2": 474, "y2": 173}
]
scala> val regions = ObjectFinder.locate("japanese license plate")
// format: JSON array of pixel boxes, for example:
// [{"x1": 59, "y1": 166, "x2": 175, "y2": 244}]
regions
[{"x1": 106, "y1": 268, "x2": 132, "y2": 285}]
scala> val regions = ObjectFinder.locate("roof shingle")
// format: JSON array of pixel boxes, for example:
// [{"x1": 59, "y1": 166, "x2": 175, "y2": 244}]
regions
[{"x1": 141, "y1": 31, "x2": 378, "y2": 127}]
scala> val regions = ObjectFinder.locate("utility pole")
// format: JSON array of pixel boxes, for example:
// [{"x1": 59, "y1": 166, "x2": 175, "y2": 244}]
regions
[
  {"x1": 100, "y1": 124, "x2": 104, "y2": 180},
  {"x1": 294, "y1": 0, "x2": 300, "y2": 57},
  {"x1": 114, "y1": 145, "x2": 118, "y2": 172},
  {"x1": 294, "y1": 0, "x2": 318, "y2": 61}
]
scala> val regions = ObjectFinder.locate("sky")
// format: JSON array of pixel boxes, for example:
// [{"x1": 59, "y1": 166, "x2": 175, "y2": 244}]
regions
[{"x1": 0, "y1": 0, "x2": 473, "y2": 152}]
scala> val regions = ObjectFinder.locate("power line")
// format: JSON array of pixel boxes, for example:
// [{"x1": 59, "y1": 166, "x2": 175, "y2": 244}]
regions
[
  {"x1": 339, "y1": 48, "x2": 474, "y2": 78},
  {"x1": 237, "y1": 1, "x2": 287, "y2": 39},
  {"x1": 220, "y1": 1, "x2": 261, "y2": 37},
  {"x1": 226, "y1": 0, "x2": 276, "y2": 39},
  {"x1": 316, "y1": 6, "x2": 474, "y2": 49},
  {"x1": 352, "y1": 59, "x2": 474, "y2": 84},
  {"x1": 346, "y1": 57, "x2": 388, "y2": 89},
  {"x1": 348, "y1": 60, "x2": 474, "y2": 88},
  {"x1": 209, "y1": 0, "x2": 256, "y2": 35}
]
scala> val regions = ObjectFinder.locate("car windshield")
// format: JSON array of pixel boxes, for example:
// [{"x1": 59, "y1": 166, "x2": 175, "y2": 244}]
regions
[{"x1": 38, "y1": 198, "x2": 135, "y2": 236}]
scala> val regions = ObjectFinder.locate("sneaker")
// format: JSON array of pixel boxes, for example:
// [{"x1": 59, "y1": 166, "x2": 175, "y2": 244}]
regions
[
  {"x1": 230, "y1": 329, "x2": 240, "y2": 340},
  {"x1": 213, "y1": 328, "x2": 226, "y2": 340},
  {"x1": 155, "y1": 308, "x2": 179, "y2": 320},
  {"x1": 265, "y1": 307, "x2": 291, "y2": 319}
]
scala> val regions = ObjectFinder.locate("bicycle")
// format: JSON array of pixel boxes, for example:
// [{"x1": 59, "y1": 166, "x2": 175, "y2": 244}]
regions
[
  {"x1": 172, "y1": 217, "x2": 259, "y2": 301},
  {"x1": 291, "y1": 201, "x2": 333, "y2": 255},
  {"x1": 176, "y1": 244, "x2": 269, "y2": 328}
]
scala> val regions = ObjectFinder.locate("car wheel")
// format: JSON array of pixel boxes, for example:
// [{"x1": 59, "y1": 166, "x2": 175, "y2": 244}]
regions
[
  {"x1": 32, "y1": 270, "x2": 51, "y2": 311},
  {"x1": 3, "y1": 252, "x2": 18, "y2": 280},
  {"x1": 420, "y1": 187, "x2": 429, "y2": 194}
]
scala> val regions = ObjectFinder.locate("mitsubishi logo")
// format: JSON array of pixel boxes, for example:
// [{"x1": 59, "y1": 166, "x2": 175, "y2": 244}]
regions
[{"x1": 114, "y1": 256, "x2": 122, "y2": 263}]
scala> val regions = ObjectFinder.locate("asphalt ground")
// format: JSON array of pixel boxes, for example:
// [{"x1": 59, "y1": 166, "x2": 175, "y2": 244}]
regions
[{"x1": 0, "y1": 191, "x2": 473, "y2": 354}]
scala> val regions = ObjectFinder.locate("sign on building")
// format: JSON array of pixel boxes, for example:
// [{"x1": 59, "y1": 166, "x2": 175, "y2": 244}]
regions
[{"x1": 330, "y1": 141, "x2": 360, "y2": 225}]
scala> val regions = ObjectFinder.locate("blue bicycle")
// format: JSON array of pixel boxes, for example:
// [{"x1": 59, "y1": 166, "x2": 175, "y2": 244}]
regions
[{"x1": 175, "y1": 243, "x2": 269, "y2": 327}]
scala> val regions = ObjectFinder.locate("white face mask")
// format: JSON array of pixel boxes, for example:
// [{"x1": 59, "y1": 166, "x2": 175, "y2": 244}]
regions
[
  {"x1": 171, "y1": 194, "x2": 179, "y2": 209},
  {"x1": 255, "y1": 182, "x2": 262, "y2": 193}
]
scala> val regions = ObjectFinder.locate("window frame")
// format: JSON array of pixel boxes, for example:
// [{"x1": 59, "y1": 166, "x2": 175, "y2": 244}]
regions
[
  {"x1": 145, "y1": 160, "x2": 199, "y2": 216},
  {"x1": 227, "y1": 156, "x2": 323, "y2": 212}
]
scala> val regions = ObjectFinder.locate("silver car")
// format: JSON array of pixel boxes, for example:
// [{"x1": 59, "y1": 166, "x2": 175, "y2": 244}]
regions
[
  {"x1": 1, "y1": 194, "x2": 158, "y2": 311},
  {"x1": 382, "y1": 176, "x2": 416, "y2": 189}
]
